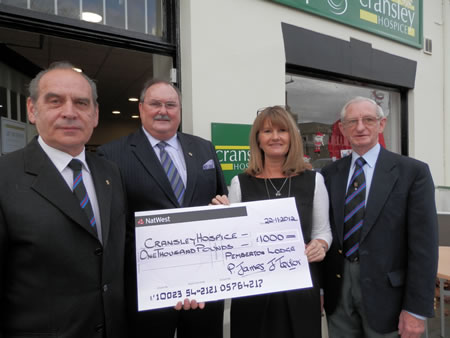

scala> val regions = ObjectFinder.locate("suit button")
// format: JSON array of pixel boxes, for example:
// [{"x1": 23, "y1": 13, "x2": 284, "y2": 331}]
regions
[
  {"x1": 336, "y1": 274, "x2": 341, "y2": 279},
  {"x1": 96, "y1": 324, "x2": 104, "y2": 333},
  {"x1": 94, "y1": 248, "x2": 103, "y2": 256},
  {"x1": 338, "y1": 250, "x2": 343, "y2": 254},
  {"x1": 103, "y1": 284, "x2": 108, "y2": 292}
]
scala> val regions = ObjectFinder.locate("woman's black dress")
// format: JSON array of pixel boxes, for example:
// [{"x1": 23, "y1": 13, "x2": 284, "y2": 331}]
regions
[{"x1": 230, "y1": 171, "x2": 322, "y2": 338}]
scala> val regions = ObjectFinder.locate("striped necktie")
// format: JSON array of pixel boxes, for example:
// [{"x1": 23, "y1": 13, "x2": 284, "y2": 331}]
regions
[
  {"x1": 68, "y1": 159, "x2": 97, "y2": 231},
  {"x1": 157, "y1": 142, "x2": 185, "y2": 206},
  {"x1": 343, "y1": 157, "x2": 366, "y2": 261}
]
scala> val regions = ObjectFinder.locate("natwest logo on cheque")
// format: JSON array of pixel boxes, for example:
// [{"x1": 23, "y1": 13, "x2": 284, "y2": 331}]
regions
[{"x1": 136, "y1": 215, "x2": 172, "y2": 226}]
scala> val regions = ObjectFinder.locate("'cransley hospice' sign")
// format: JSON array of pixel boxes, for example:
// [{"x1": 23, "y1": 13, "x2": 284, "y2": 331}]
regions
[
  {"x1": 211, "y1": 123, "x2": 252, "y2": 186},
  {"x1": 271, "y1": 0, "x2": 422, "y2": 48}
]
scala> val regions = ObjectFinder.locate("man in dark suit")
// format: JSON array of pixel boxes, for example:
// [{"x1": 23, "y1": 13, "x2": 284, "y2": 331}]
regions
[
  {"x1": 0, "y1": 62, "x2": 127, "y2": 337},
  {"x1": 98, "y1": 79, "x2": 227, "y2": 338},
  {"x1": 321, "y1": 97, "x2": 438, "y2": 338}
]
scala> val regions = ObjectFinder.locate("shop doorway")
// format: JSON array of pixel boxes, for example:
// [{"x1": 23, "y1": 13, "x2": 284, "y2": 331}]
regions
[{"x1": 0, "y1": 26, "x2": 174, "y2": 149}]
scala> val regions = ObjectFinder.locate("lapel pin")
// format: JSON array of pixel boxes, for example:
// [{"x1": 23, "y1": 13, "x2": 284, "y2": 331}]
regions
[
  {"x1": 188, "y1": 152, "x2": 193, "y2": 157},
  {"x1": 106, "y1": 179, "x2": 110, "y2": 185}
]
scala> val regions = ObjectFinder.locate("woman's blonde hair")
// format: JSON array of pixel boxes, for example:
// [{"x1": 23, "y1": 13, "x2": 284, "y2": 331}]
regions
[{"x1": 246, "y1": 105, "x2": 307, "y2": 176}]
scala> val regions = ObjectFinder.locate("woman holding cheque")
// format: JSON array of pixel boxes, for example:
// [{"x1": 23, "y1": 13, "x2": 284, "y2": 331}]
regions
[{"x1": 212, "y1": 106, "x2": 332, "y2": 338}]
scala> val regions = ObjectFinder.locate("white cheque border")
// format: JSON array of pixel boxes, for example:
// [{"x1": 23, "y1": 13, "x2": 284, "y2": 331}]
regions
[{"x1": 135, "y1": 197, "x2": 313, "y2": 311}]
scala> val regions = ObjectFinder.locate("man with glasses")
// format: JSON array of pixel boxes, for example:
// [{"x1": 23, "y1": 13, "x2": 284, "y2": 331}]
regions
[
  {"x1": 98, "y1": 79, "x2": 227, "y2": 338},
  {"x1": 321, "y1": 96, "x2": 438, "y2": 338}
]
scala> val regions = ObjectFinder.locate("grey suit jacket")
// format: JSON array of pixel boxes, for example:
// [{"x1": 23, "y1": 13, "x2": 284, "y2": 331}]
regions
[
  {"x1": 0, "y1": 138, "x2": 127, "y2": 338},
  {"x1": 321, "y1": 147, "x2": 438, "y2": 334}
]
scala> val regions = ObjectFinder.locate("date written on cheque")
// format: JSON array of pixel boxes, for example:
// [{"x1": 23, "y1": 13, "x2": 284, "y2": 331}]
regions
[
  {"x1": 149, "y1": 280, "x2": 264, "y2": 301},
  {"x1": 263, "y1": 215, "x2": 298, "y2": 224}
]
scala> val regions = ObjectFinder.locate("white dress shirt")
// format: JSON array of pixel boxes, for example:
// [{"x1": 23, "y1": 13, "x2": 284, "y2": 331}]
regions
[
  {"x1": 346, "y1": 143, "x2": 380, "y2": 200},
  {"x1": 37, "y1": 137, "x2": 102, "y2": 243},
  {"x1": 142, "y1": 127, "x2": 187, "y2": 187}
]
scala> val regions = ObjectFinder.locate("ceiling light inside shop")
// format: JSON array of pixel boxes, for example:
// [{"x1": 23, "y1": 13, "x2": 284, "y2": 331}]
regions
[
  {"x1": 128, "y1": 97, "x2": 139, "y2": 102},
  {"x1": 81, "y1": 12, "x2": 103, "y2": 23},
  {"x1": 112, "y1": 110, "x2": 121, "y2": 115},
  {"x1": 131, "y1": 115, "x2": 139, "y2": 119}
]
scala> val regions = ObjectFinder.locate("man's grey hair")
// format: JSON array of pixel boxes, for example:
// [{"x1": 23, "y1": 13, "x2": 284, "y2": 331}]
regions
[
  {"x1": 28, "y1": 61, "x2": 98, "y2": 106},
  {"x1": 139, "y1": 79, "x2": 181, "y2": 105},
  {"x1": 340, "y1": 96, "x2": 385, "y2": 121}
]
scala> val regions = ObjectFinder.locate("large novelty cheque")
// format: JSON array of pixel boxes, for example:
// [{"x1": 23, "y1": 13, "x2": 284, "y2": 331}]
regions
[{"x1": 135, "y1": 197, "x2": 312, "y2": 310}]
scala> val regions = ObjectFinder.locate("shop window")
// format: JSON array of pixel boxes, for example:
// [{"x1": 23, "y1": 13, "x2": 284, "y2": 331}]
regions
[
  {"x1": 285, "y1": 74, "x2": 401, "y2": 170},
  {"x1": 0, "y1": 0, "x2": 164, "y2": 37},
  {"x1": 0, "y1": 87, "x2": 6, "y2": 118},
  {"x1": 31, "y1": 0, "x2": 54, "y2": 14},
  {"x1": 105, "y1": 0, "x2": 125, "y2": 30},
  {"x1": 128, "y1": 0, "x2": 145, "y2": 33},
  {"x1": 147, "y1": 0, "x2": 160, "y2": 36},
  {"x1": 10, "y1": 90, "x2": 17, "y2": 121},
  {"x1": 59, "y1": 0, "x2": 80, "y2": 20},
  {"x1": 1, "y1": 0, "x2": 27, "y2": 8}
]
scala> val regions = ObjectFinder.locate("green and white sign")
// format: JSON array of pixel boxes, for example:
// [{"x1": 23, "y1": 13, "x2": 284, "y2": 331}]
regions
[
  {"x1": 272, "y1": 0, "x2": 422, "y2": 48},
  {"x1": 211, "y1": 123, "x2": 252, "y2": 186}
]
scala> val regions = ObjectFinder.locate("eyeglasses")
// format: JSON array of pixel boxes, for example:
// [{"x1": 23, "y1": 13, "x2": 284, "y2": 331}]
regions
[
  {"x1": 144, "y1": 100, "x2": 179, "y2": 111},
  {"x1": 342, "y1": 116, "x2": 381, "y2": 128}
]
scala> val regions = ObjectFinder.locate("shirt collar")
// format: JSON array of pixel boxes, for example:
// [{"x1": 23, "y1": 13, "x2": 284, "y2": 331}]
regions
[
  {"x1": 350, "y1": 143, "x2": 380, "y2": 169},
  {"x1": 142, "y1": 127, "x2": 179, "y2": 151},
  {"x1": 38, "y1": 136, "x2": 89, "y2": 173}
]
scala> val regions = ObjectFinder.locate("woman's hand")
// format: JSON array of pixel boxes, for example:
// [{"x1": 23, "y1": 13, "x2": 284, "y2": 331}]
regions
[
  {"x1": 305, "y1": 239, "x2": 328, "y2": 263},
  {"x1": 210, "y1": 195, "x2": 230, "y2": 205}
]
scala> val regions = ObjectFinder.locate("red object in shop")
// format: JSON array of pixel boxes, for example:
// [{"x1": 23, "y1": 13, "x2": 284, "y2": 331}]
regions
[{"x1": 327, "y1": 120, "x2": 386, "y2": 159}]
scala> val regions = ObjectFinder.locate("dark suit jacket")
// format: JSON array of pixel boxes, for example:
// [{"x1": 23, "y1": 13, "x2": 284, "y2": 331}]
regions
[
  {"x1": 97, "y1": 128, "x2": 227, "y2": 335},
  {"x1": 321, "y1": 147, "x2": 438, "y2": 334},
  {"x1": 0, "y1": 139, "x2": 127, "y2": 338}
]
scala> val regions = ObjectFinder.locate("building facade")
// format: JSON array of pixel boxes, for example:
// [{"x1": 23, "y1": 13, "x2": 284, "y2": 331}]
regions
[
  {"x1": 0, "y1": 0, "x2": 449, "y2": 189},
  {"x1": 179, "y1": 0, "x2": 450, "y2": 189}
]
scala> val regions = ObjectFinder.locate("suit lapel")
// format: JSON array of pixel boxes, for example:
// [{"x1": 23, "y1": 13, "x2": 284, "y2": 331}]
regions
[
  {"x1": 330, "y1": 156, "x2": 352, "y2": 246},
  {"x1": 178, "y1": 133, "x2": 197, "y2": 207},
  {"x1": 360, "y1": 148, "x2": 398, "y2": 243},
  {"x1": 130, "y1": 129, "x2": 179, "y2": 206},
  {"x1": 25, "y1": 139, "x2": 99, "y2": 240},
  {"x1": 87, "y1": 154, "x2": 112, "y2": 246}
]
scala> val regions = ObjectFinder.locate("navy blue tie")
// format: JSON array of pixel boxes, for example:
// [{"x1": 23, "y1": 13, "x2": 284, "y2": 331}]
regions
[
  {"x1": 157, "y1": 142, "x2": 185, "y2": 206},
  {"x1": 68, "y1": 159, "x2": 97, "y2": 231},
  {"x1": 343, "y1": 157, "x2": 366, "y2": 261}
]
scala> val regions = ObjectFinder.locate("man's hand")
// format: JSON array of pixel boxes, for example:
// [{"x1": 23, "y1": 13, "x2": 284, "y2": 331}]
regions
[
  {"x1": 398, "y1": 310, "x2": 425, "y2": 338},
  {"x1": 174, "y1": 298, "x2": 205, "y2": 311}
]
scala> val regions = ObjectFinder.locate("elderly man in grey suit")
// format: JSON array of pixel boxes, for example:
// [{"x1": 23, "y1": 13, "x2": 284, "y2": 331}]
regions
[
  {"x1": 0, "y1": 62, "x2": 127, "y2": 337},
  {"x1": 321, "y1": 96, "x2": 438, "y2": 338},
  {"x1": 98, "y1": 79, "x2": 227, "y2": 338}
]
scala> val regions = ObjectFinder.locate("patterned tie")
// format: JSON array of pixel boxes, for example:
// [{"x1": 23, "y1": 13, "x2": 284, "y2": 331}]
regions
[
  {"x1": 68, "y1": 159, "x2": 97, "y2": 231},
  {"x1": 157, "y1": 142, "x2": 185, "y2": 206},
  {"x1": 343, "y1": 157, "x2": 366, "y2": 261}
]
